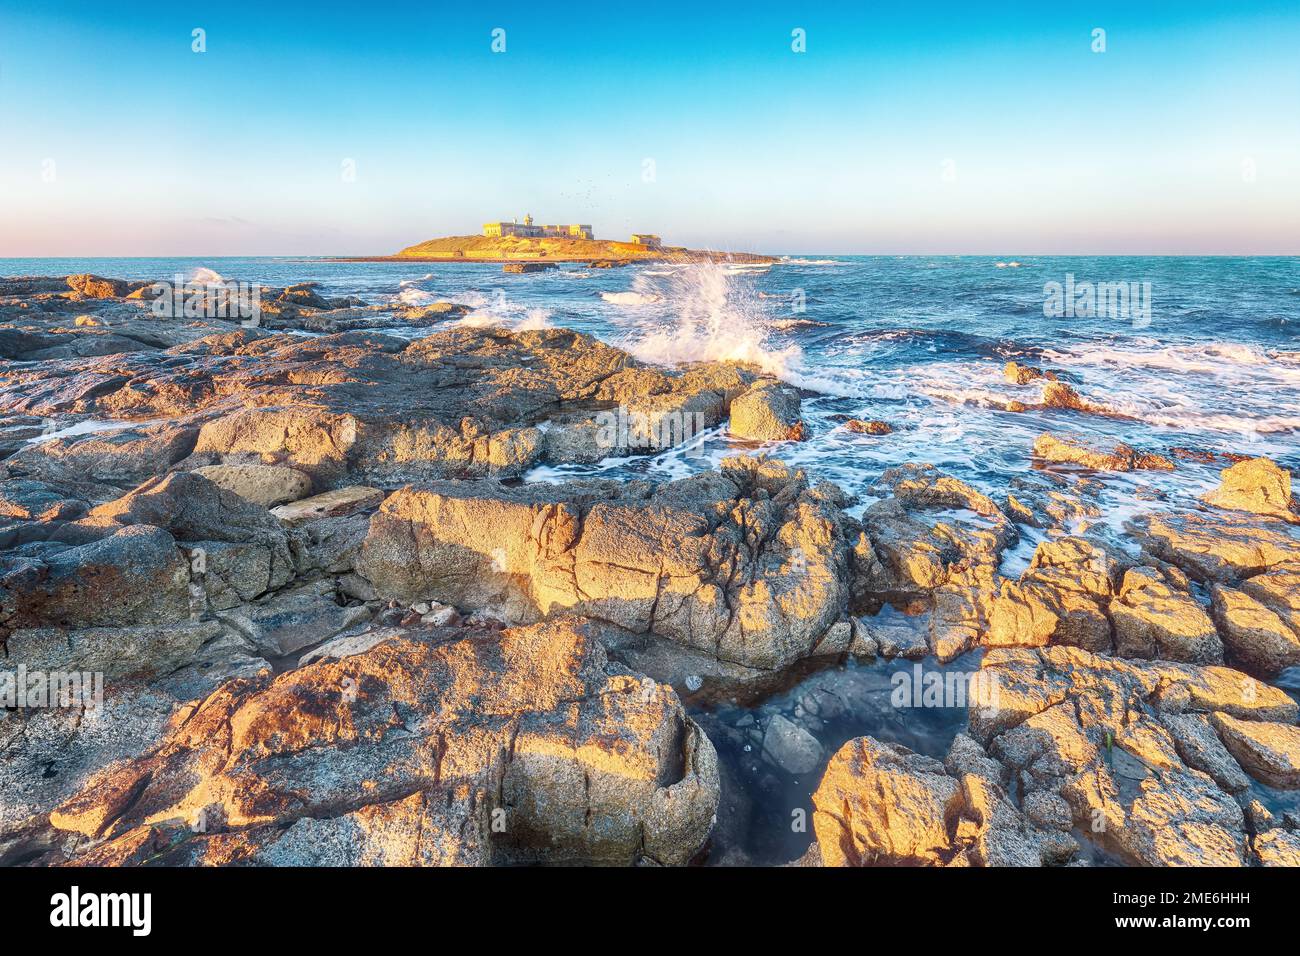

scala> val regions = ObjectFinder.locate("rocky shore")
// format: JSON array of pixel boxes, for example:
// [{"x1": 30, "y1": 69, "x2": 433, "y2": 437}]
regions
[{"x1": 2, "y1": 274, "x2": 1299, "y2": 867}]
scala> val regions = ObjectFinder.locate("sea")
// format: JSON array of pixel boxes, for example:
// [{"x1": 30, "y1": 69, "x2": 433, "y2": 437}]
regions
[{"x1": 4, "y1": 253, "x2": 1298, "y2": 862}]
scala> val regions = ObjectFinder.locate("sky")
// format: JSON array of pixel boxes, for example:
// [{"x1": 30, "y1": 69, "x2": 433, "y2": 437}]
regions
[{"x1": 0, "y1": 1, "x2": 1297, "y2": 256}]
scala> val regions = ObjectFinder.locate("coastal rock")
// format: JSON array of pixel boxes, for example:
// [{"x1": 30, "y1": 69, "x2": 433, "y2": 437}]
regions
[
  {"x1": 1210, "y1": 584, "x2": 1300, "y2": 676},
  {"x1": 729, "y1": 381, "x2": 805, "y2": 442},
  {"x1": 214, "y1": 580, "x2": 370, "y2": 657},
  {"x1": 191, "y1": 464, "x2": 313, "y2": 508},
  {"x1": 970, "y1": 645, "x2": 1296, "y2": 865},
  {"x1": 1131, "y1": 510, "x2": 1300, "y2": 583},
  {"x1": 1033, "y1": 432, "x2": 1174, "y2": 472},
  {"x1": 4, "y1": 620, "x2": 220, "y2": 681},
  {"x1": 65, "y1": 274, "x2": 132, "y2": 299},
  {"x1": 812, "y1": 736, "x2": 960, "y2": 865},
  {"x1": 270, "y1": 485, "x2": 384, "y2": 524},
  {"x1": 354, "y1": 456, "x2": 851, "y2": 682},
  {"x1": 1039, "y1": 381, "x2": 1125, "y2": 418},
  {"x1": 8, "y1": 423, "x2": 199, "y2": 487},
  {"x1": 1203, "y1": 457, "x2": 1296, "y2": 522},
  {"x1": 843, "y1": 419, "x2": 892, "y2": 435},
  {"x1": 986, "y1": 537, "x2": 1119, "y2": 653},
  {"x1": 1004, "y1": 361, "x2": 1052, "y2": 385},
  {"x1": 1159, "y1": 712, "x2": 1252, "y2": 793},
  {"x1": 1110, "y1": 565, "x2": 1222, "y2": 664},
  {"x1": 49, "y1": 617, "x2": 720, "y2": 866},
  {"x1": 0, "y1": 326, "x2": 773, "y2": 485},
  {"x1": 1254, "y1": 829, "x2": 1300, "y2": 866},
  {"x1": 1210, "y1": 713, "x2": 1300, "y2": 789},
  {"x1": 1, "y1": 524, "x2": 191, "y2": 631}
]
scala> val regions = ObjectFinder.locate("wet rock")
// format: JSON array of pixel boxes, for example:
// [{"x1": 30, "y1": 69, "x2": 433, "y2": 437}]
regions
[
  {"x1": 1039, "y1": 381, "x2": 1124, "y2": 418},
  {"x1": 49, "y1": 617, "x2": 720, "y2": 866},
  {"x1": 729, "y1": 381, "x2": 805, "y2": 442},
  {"x1": 1004, "y1": 361, "x2": 1052, "y2": 385},
  {"x1": 191, "y1": 464, "x2": 313, "y2": 508},
  {"x1": 1033, "y1": 432, "x2": 1174, "y2": 472},
  {"x1": 1210, "y1": 713, "x2": 1300, "y2": 788},
  {"x1": 761, "y1": 714, "x2": 823, "y2": 775},
  {"x1": 1203, "y1": 457, "x2": 1296, "y2": 522},
  {"x1": 398, "y1": 302, "x2": 472, "y2": 322},
  {"x1": 843, "y1": 419, "x2": 892, "y2": 435}
]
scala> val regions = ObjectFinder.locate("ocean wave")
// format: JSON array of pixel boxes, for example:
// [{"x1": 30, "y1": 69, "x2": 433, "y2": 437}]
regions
[{"x1": 601, "y1": 291, "x2": 663, "y2": 305}]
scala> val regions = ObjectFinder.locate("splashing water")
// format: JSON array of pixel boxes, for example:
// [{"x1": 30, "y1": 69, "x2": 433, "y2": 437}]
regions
[
  {"x1": 187, "y1": 266, "x2": 228, "y2": 286},
  {"x1": 619, "y1": 262, "x2": 806, "y2": 381}
]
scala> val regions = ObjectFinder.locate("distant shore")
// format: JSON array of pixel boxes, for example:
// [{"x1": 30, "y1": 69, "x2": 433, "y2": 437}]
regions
[{"x1": 328, "y1": 233, "x2": 777, "y2": 265}]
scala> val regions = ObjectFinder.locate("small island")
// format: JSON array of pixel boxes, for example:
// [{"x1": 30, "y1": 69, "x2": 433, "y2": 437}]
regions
[{"x1": 337, "y1": 214, "x2": 776, "y2": 264}]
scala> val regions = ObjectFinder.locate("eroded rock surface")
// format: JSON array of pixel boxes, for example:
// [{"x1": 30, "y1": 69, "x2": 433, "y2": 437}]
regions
[
  {"x1": 356, "y1": 456, "x2": 852, "y2": 688},
  {"x1": 46, "y1": 617, "x2": 719, "y2": 867}
]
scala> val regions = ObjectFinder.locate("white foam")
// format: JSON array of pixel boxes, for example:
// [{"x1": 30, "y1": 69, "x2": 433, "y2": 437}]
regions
[{"x1": 601, "y1": 291, "x2": 663, "y2": 306}]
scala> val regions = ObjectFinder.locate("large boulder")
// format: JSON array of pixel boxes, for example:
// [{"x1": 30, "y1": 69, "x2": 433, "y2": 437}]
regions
[
  {"x1": 729, "y1": 381, "x2": 805, "y2": 442},
  {"x1": 191, "y1": 464, "x2": 313, "y2": 507},
  {"x1": 1, "y1": 524, "x2": 191, "y2": 630},
  {"x1": 355, "y1": 457, "x2": 852, "y2": 685},
  {"x1": 1203, "y1": 457, "x2": 1296, "y2": 522},
  {"x1": 49, "y1": 617, "x2": 720, "y2": 866},
  {"x1": 812, "y1": 736, "x2": 961, "y2": 865}
]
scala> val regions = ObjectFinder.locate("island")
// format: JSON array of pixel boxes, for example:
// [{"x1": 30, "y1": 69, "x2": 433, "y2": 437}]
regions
[{"x1": 335, "y1": 214, "x2": 777, "y2": 264}]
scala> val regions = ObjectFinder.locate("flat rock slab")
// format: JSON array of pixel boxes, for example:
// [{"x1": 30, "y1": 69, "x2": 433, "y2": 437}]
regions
[{"x1": 271, "y1": 485, "x2": 384, "y2": 524}]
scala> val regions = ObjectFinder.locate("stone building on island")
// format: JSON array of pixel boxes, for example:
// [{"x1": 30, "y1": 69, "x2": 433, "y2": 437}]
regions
[
  {"x1": 483, "y1": 215, "x2": 593, "y2": 240},
  {"x1": 482, "y1": 217, "x2": 665, "y2": 248}
]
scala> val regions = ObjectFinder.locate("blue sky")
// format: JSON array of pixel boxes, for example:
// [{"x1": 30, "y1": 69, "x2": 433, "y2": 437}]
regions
[{"x1": 1, "y1": 1, "x2": 1297, "y2": 255}]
